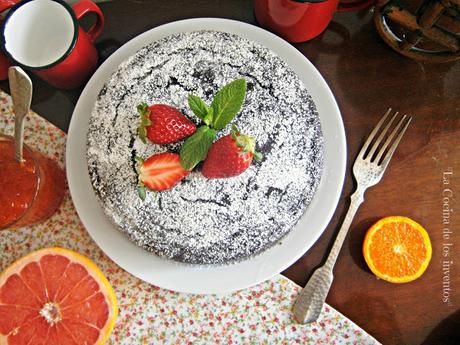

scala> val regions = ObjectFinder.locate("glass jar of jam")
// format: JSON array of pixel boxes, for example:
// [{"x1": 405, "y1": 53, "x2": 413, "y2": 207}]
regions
[{"x1": 0, "y1": 135, "x2": 65, "y2": 229}]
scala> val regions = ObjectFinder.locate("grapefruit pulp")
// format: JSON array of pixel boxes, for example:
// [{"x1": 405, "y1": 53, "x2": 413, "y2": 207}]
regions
[{"x1": 0, "y1": 247, "x2": 118, "y2": 345}]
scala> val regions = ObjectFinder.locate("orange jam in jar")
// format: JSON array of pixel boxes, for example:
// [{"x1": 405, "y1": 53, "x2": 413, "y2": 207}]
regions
[{"x1": 0, "y1": 135, "x2": 65, "y2": 229}]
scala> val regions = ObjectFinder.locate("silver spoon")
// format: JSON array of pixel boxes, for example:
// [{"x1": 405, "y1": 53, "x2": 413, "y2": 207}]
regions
[{"x1": 9, "y1": 66, "x2": 32, "y2": 163}]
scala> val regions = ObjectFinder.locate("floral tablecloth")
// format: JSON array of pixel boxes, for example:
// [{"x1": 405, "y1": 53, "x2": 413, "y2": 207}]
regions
[{"x1": 0, "y1": 90, "x2": 380, "y2": 344}]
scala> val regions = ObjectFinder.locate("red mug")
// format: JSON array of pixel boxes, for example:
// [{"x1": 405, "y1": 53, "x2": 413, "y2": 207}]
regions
[
  {"x1": 1, "y1": 0, "x2": 104, "y2": 89},
  {"x1": 254, "y1": 0, "x2": 373, "y2": 43},
  {"x1": 0, "y1": 0, "x2": 17, "y2": 80}
]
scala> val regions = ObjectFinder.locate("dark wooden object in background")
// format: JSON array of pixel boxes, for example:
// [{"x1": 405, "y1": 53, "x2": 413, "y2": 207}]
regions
[
  {"x1": 1, "y1": 1, "x2": 459, "y2": 344},
  {"x1": 374, "y1": 0, "x2": 460, "y2": 62}
]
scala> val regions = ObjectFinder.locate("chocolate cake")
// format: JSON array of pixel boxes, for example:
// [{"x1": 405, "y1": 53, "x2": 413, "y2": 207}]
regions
[{"x1": 86, "y1": 30, "x2": 323, "y2": 265}]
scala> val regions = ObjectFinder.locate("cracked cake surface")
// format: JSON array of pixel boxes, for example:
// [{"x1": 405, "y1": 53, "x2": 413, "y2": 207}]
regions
[{"x1": 86, "y1": 30, "x2": 323, "y2": 265}]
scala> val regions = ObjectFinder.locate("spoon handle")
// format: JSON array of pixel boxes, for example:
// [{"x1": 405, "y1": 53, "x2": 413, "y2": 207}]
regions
[
  {"x1": 14, "y1": 110, "x2": 25, "y2": 162},
  {"x1": 9, "y1": 67, "x2": 32, "y2": 163}
]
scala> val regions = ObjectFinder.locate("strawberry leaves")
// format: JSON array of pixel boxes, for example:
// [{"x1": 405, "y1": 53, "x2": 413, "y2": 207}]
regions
[
  {"x1": 180, "y1": 125, "x2": 217, "y2": 170},
  {"x1": 231, "y1": 124, "x2": 263, "y2": 161},
  {"x1": 137, "y1": 103, "x2": 152, "y2": 144}
]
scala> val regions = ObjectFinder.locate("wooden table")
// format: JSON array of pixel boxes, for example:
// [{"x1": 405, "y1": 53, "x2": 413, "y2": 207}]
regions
[{"x1": 1, "y1": 1, "x2": 459, "y2": 344}]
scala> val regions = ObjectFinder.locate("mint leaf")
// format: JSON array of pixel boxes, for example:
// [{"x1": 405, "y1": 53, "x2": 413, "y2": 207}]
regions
[
  {"x1": 180, "y1": 125, "x2": 217, "y2": 170},
  {"x1": 211, "y1": 79, "x2": 247, "y2": 130},
  {"x1": 188, "y1": 95, "x2": 209, "y2": 120},
  {"x1": 203, "y1": 107, "x2": 213, "y2": 126}
]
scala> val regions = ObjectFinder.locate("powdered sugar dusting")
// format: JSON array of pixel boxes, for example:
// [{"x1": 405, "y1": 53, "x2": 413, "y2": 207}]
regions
[{"x1": 86, "y1": 30, "x2": 323, "y2": 265}]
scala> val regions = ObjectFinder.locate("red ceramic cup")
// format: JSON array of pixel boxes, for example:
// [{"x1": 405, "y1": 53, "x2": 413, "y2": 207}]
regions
[
  {"x1": 0, "y1": 0, "x2": 18, "y2": 80},
  {"x1": 254, "y1": 0, "x2": 373, "y2": 43},
  {"x1": 1, "y1": 0, "x2": 104, "y2": 89}
]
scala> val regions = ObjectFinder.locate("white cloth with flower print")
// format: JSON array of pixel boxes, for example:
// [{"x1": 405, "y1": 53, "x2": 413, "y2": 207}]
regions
[{"x1": 0, "y1": 90, "x2": 380, "y2": 344}]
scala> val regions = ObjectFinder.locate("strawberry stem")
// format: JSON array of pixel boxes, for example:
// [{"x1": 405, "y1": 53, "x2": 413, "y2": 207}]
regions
[
  {"x1": 253, "y1": 151, "x2": 263, "y2": 161},
  {"x1": 137, "y1": 182, "x2": 146, "y2": 201},
  {"x1": 136, "y1": 156, "x2": 146, "y2": 201},
  {"x1": 135, "y1": 156, "x2": 145, "y2": 165}
]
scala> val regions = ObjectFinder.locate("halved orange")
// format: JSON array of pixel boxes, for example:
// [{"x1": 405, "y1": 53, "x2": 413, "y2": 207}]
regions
[
  {"x1": 363, "y1": 216, "x2": 432, "y2": 283},
  {"x1": 0, "y1": 247, "x2": 118, "y2": 345}
]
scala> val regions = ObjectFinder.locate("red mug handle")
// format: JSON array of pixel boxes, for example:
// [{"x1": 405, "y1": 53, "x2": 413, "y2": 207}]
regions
[
  {"x1": 72, "y1": 0, "x2": 105, "y2": 43},
  {"x1": 337, "y1": 0, "x2": 374, "y2": 12}
]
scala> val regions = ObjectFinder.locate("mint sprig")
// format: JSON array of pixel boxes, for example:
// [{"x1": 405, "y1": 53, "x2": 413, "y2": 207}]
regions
[
  {"x1": 187, "y1": 79, "x2": 247, "y2": 129},
  {"x1": 188, "y1": 95, "x2": 211, "y2": 125},
  {"x1": 180, "y1": 126, "x2": 217, "y2": 170},
  {"x1": 180, "y1": 79, "x2": 247, "y2": 170},
  {"x1": 211, "y1": 79, "x2": 247, "y2": 130}
]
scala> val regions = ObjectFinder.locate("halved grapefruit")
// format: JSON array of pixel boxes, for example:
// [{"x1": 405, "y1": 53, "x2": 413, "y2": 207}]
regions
[{"x1": 0, "y1": 247, "x2": 118, "y2": 345}]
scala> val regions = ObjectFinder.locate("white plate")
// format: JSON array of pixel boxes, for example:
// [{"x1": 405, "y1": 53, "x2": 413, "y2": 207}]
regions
[{"x1": 66, "y1": 18, "x2": 346, "y2": 294}]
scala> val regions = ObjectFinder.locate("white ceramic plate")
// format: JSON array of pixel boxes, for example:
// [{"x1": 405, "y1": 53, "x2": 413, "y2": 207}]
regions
[{"x1": 66, "y1": 18, "x2": 346, "y2": 294}]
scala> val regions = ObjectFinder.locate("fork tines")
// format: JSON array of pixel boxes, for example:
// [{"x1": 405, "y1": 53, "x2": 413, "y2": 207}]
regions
[{"x1": 360, "y1": 108, "x2": 412, "y2": 166}]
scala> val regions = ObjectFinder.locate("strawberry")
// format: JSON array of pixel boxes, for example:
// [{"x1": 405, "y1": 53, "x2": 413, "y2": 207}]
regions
[
  {"x1": 136, "y1": 152, "x2": 189, "y2": 199},
  {"x1": 202, "y1": 125, "x2": 262, "y2": 179},
  {"x1": 137, "y1": 103, "x2": 196, "y2": 144}
]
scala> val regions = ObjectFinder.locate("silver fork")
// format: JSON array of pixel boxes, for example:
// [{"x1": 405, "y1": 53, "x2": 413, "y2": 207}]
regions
[{"x1": 293, "y1": 109, "x2": 412, "y2": 324}]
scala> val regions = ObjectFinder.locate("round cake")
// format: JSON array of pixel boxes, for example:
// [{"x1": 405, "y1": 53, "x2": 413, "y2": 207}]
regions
[{"x1": 86, "y1": 30, "x2": 323, "y2": 265}]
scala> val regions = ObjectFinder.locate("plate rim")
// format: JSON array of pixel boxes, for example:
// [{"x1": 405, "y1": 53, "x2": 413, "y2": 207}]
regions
[{"x1": 66, "y1": 17, "x2": 346, "y2": 294}]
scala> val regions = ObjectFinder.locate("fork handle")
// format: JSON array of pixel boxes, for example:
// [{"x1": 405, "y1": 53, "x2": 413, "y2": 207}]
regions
[
  {"x1": 293, "y1": 189, "x2": 364, "y2": 324},
  {"x1": 324, "y1": 189, "x2": 364, "y2": 270}
]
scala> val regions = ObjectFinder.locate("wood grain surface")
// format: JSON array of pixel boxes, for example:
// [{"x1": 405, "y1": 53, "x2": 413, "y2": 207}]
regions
[{"x1": 1, "y1": 1, "x2": 458, "y2": 344}]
